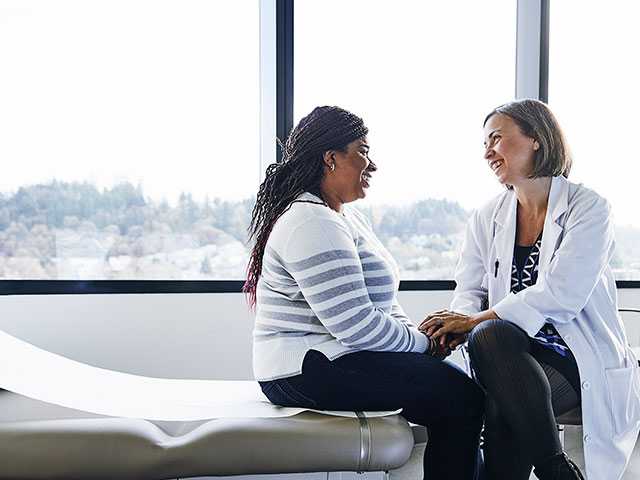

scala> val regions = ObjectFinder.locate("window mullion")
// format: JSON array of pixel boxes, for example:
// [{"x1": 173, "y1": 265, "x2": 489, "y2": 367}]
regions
[{"x1": 515, "y1": 0, "x2": 549, "y2": 101}]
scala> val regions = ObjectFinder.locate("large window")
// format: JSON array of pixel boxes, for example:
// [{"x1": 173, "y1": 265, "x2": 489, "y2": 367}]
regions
[
  {"x1": 549, "y1": 1, "x2": 640, "y2": 279},
  {"x1": 2, "y1": 1, "x2": 636, "y2": 289},
  {"x1": 0, "y1": 1, "x2": 259, "y2": 280},
  {"x1": 295, "y1": 0, "x2": 517, "y2": 279}
]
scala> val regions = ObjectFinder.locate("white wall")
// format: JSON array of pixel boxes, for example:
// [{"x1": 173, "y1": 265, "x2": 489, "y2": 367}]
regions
[{"x1": 0, "y1": 289, "x2": 639, "y2": 379}]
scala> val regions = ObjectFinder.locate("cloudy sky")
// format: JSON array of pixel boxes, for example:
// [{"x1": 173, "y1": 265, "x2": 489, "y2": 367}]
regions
[{"x1": 0, "y1": 0, "x2": 638, "y2": 226}]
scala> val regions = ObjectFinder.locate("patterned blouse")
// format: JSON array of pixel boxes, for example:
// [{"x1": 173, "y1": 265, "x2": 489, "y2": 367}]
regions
[{"x1": 511, "y1": 232, "x2": 570, "y2": 356}]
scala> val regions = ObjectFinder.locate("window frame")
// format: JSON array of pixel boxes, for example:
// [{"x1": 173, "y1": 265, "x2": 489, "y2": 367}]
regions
[{"x1": 2, "y1": 0, "x2": 638, "y2": 294}]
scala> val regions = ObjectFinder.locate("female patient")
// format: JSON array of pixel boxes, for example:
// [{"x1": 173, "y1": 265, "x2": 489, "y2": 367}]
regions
[
  {"x1": 422, "y1": 99, "x2": 640, "y2": 480},
  {"x1": 245, "y1": 106, "x2": 484, "y2": 479}
]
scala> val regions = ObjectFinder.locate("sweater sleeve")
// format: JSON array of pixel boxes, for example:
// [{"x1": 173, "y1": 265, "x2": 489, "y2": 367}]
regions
[{"x1": 278, "y1": 216, "x2": 428, "y2": 353}]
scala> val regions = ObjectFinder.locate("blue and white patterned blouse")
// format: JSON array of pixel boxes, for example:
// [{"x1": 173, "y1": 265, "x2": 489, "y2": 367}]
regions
[{"x1": 511, "y1": 233, "x2": 570, "y2": 357}]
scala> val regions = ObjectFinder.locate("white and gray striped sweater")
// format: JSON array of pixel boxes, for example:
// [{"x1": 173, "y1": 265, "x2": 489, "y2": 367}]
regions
[{"x1": 253, "y1": 192, "x2": 428, "y2": 381}]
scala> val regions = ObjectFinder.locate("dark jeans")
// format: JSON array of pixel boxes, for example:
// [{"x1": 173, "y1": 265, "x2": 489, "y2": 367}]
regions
[
  {"x1": 260, "y1": 349, "x2": 485, "y2": 480},
  {"x1": 468, "y1": 320, "x2": 581, "y2": 480}
]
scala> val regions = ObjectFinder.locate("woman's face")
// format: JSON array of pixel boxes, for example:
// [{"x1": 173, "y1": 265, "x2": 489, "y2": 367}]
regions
[
  {"x1": 483, "y1": 114, "x2": 538, "y2": 186},
  {"x1": 329, "y1": 137, "x2": 373, "y2": 203}
]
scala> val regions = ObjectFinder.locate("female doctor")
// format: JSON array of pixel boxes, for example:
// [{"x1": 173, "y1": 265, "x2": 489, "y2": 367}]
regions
[{"x1": 421, "y1": 99, "x2": 640, "y2": 480}]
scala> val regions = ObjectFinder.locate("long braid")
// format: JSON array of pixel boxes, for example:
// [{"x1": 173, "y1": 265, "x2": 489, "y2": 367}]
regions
[{"x1": 244, "y1": 106, "x2": 368, "y2": 307}]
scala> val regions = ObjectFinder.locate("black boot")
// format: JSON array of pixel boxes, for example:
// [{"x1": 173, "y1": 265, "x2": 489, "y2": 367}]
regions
[{"x1": 533, "y1": 452, "x2": 585, "y2": 479}]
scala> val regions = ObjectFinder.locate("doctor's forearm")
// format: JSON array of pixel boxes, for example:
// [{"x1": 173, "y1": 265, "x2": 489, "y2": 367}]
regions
[{"x1": 470, "y1": 309, "x2": 501, "y2": 327}]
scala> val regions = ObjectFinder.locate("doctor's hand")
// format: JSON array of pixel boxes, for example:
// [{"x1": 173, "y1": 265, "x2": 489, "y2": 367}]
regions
[
  {"x1": 418, "y1": 309, "x2": 450, "y2": 336},
  {"x1": 418, "y1": 309, "x2": 460, "y2": 336},
  {"x1": 419, "y1": 311, "x2": 480, "y2": 340}
]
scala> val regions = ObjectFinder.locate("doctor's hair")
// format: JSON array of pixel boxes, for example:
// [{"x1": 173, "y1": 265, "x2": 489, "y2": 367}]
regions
[
  {"x1": 484, "y1": 99, "x2": 572, "y2": 180},
  {"x1": 244, "y1": 106, "x2": 369, "y2": 308}
]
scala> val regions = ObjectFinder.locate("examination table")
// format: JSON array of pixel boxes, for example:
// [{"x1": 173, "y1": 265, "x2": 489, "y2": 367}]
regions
[{"x1": 0, "y1": 387, "x2": 420, "y2": 479}]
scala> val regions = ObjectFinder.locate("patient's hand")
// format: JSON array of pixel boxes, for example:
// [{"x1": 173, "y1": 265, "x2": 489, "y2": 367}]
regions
[
  {"x1": 447, "y1": 333, "x2": 468, "y2": 350},
  {"x1": 425, "y1": 332, "x2": 450, "y2": 359},
  {"x1": 424, "y1": 331, "x2": 467, "y2": 359}
]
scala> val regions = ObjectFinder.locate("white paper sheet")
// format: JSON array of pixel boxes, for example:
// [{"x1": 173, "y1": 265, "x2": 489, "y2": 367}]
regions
[{"x1": 0, "y1": 330, "x2": 400, "y2": 421}]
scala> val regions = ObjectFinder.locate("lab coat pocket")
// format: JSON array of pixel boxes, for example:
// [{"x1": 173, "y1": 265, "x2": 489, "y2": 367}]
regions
[
  {"x1": 480, "y1": 273, "x2": 489, "y2": 310},
  {"x1": 605, "y1": 365, "x2": 640, "y2": 435}
]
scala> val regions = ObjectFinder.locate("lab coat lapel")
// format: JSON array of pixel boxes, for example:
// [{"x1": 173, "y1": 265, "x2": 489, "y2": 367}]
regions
[
  {"x1": 538, "y1": 176, "x2": 569, "y2": 276},
  {"x1": 492, "y1": 191, "x2": 517, "y2": 302}
]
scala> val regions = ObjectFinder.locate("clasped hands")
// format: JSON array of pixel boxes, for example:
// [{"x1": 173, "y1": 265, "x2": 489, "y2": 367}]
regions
[{"x1": 419, "y1": 309, "x2": 481, "y2": 358}]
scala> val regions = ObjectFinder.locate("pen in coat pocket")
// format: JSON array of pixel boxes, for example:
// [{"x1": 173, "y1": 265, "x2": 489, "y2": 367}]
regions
[{"x1": 494, "y1": 259, "x2": 499, "y2": 278}]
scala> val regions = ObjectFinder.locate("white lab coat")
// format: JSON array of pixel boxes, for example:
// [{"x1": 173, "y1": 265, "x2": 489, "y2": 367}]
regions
[{"x1": 451, "y1": 175, "x2": 640, "y2": 479}]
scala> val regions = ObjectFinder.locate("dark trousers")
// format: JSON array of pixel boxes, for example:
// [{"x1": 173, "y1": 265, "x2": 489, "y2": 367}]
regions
[
  {"x1": 260, "y1": 349, "x2": 485, "y2": 480},
  {"x1": 468, "y1": 320, "x2": 581, "y2": 480}
]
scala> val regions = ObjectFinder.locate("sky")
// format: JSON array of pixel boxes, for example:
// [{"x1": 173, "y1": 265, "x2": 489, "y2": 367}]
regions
[
  {"x1": 294, "y1": 0, "x2": 515, "y2": 211},
  {"x1": 0, "y1": 0, "x2": 638, "y2": 226},
  {"x1": 548, "y1": 2, "x2": 640, "y2": 228},
  {"x1": 0, "y1": 0, "x2": 261, "y2": 202}
]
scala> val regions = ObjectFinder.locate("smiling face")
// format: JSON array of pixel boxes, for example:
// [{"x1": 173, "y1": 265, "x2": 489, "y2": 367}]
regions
[
  {"x1": 322, "y1": 137, "x2": 373, "y2": 206},
  {"x1": 483, "y1": 113, "x2": 539, "y2": 186}
]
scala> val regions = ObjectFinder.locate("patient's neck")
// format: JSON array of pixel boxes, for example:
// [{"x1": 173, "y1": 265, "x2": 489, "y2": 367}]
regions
[{"x1": 319, "y1": 181, "x2": 344, "y2": 214}]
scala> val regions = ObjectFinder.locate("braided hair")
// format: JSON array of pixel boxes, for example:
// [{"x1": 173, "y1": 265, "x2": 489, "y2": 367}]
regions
[{"x1": 244, "y1": 106, "x2": 369, "y2": 307}]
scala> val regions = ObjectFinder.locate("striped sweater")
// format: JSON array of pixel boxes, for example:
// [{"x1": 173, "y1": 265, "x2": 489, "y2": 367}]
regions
[{"x1": 253, "y1": 192, "x2": 428, "y2": 381}]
